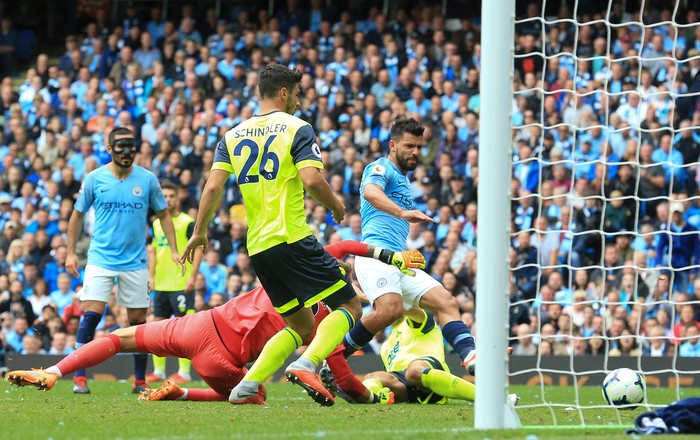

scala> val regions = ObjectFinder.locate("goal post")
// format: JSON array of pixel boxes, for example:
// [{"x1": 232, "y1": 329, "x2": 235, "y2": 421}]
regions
[
  {"x1": 496, "y1": 0, "x2": 700, "y2": 429},
  {"x1": 475, "y1": 0, "x2": 520, "y2": 430}
]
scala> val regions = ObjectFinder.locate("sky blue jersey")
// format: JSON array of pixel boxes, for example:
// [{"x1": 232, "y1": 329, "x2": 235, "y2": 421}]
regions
[
  {"x1": 360, "y1": 157, "x2": 411, "y2": 252},
  {"x1": 75, "y1": 165, "x2": 167, "y2": 271}
]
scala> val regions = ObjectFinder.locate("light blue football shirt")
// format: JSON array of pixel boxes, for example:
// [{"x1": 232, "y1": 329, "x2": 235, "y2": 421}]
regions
[
  {"x1": 360, "y1": 157, "x2": 412, "y2": 252},
  {"x1": 75, "y1": 165, "x2": 167, "y2": 271}
]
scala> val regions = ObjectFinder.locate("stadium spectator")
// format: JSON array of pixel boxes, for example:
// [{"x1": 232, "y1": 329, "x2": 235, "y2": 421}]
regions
[
  {"x1": 679, "y1": 324, "x2": 700, "y2": 357},
  {"x1": 48, "y1": 331, "x2": 73, "y2": 355},
  {"x1": 5, "y1": 316, "x2": 33, "y2": 352},
  {"x1": 512, "y1": 323, "x2": 537, "y2": 356}
]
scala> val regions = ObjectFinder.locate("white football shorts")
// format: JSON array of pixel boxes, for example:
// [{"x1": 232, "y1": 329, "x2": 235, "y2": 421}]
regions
[
  {"x1": 81, "y1": 264, "x2": 150, "y2": 309},
  {"x1": 354, "y1": 255, "x2": 440, "y2": 310}
]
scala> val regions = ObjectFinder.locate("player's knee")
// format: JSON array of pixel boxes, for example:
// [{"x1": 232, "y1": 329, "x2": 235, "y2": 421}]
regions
[
  {"x1": 432, "y1": 289, "x2": 460, "y2": 313},
  {"x1": 364, "y1": 371, "x2": 381, "y2": 381},
  {"x1": 405, "y1": 361, "x2": 429, "y2": 386},
  {"x1": 340, "y1": 296, "x2": 362, "y2": 321}
]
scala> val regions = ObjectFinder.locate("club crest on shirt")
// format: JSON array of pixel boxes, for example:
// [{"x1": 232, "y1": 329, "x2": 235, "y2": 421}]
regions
[
  {"x1": 312, "y1": 142, "x2": 322, "y2": 159},
  {"x1": 372, "y1": 164, "x2": 386, "y2": 175},
  {"x1": 132, "y1": 186, "x2": 144, "y2": 197}
]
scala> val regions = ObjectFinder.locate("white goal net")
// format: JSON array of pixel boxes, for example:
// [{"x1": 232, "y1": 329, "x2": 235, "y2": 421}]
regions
[{"x1": 508, "y1": 0, "x2": 700, "y2": 424}]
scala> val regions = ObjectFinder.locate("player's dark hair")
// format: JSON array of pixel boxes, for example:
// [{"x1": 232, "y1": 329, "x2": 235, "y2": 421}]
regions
[
  {"x1": 108, "y1": 127, "x2": 135, "y2": 144},
  {"x1": 160, "y1": 180, "x2": 178, "y2": 192},
  {"x1": 258, "y1": 64, "x2": 303, "y2": 100},
  {"x1": 390, "y1": 118, "x2": 425, "y2": 141}
]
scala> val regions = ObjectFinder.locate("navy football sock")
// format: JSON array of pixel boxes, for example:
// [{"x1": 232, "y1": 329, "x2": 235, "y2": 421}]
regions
[
  {"x1": 442, "y1": 320, "x2": 475, "y2": 361},
  {"x1": 129, "y1": 320, "x2": 148, "y2": 382},
  {"x1": 342, "y1": 321, "x2": 374, "y2": 357},
  {"x1": 74, "y1": 311, "x2": 102, "y2": 378}
]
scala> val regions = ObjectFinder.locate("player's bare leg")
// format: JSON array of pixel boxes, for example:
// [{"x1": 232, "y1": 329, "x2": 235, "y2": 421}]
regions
[{"x1": 362, "y1": 371, "x2": 403, "y2": 403}]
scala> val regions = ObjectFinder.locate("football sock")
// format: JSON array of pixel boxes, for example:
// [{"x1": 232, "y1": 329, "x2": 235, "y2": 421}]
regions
[
  {"x1": 73, "y1": 311, "x2": 102, "y2": 378},
  {"x1": 362, "y1": 378, "x2": 384, "y2": 395},
  {"x1": 361, "y1": 378, "x2": 385, "y2": 404},
  {"x1": 420, "y1": 367, "x2": 475, "y2": 401},
  {"x1": 133, "y1": 353, "x2": 148, "y2": 383},
  {"x1": 178, "y1": 358, "x2": 192, "y2": 380},
  {"x1": 184, "y1": 388, "x2": 227, "y2": 401},
  {"x1": 342, "y1": 319, "x2": 373, "y2": 357},
  {"x1": 442, "y1": 320, "x2": 476, "y2": 361},
  {"x1": 54, "y1": 334, "x2": 122, "y2": 377},
  {"x1": 130, "y1": 320, "x2": 147, "y2": 382},
  {"x1": 152, "y1": 355, "x2": 166, "y2": 377},
  {"x1": 301, "y1": 308, "x2": 355, "y2": 366},
  {"x1": 243, "y1": 327, "x2": 302, "y2": 384}
]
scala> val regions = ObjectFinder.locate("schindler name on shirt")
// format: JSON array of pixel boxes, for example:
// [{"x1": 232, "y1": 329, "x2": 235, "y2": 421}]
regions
[{"x1": 233, "y1": 124, "x2": 288, "y2": 138}]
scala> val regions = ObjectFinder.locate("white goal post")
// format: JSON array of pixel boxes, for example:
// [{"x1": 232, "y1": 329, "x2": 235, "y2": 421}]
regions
[
  {"x1": 478, "y1": 0, "x2": 700, "y2": 430},
  {"x1": 475, "y1": 0, "x2": 519, "y2": 430}
]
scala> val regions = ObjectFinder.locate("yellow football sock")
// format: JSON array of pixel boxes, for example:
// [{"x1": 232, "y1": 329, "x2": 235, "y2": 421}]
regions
[
  {"x1": 152, "y1": 355, "x2": 166, "y2": 374},
  {"x1": 243, "y1": 327, "x2": 303, "y2": 384},
  {"x1": 178, "y1": 358, "x2": 191, "y2": 375},
  {"x1": 420, "y1": 368, "x2": 475, "y2": 401},
  {"x1": 300, "y1": 308, "x2": 355, "y2": 366},
  {"x1": 362, "y1": 378, "x2": 384, "y2": 395}
]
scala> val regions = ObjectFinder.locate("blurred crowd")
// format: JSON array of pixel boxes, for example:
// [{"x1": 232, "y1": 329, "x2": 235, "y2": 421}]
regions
[{"x1": 0, "y1": 1, "x2": 699, "y2": 364}]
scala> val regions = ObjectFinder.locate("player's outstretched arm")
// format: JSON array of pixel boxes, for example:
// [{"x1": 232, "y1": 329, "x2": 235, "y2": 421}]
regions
[
  {"x1": 324, "y1": 240, "x2": 426, "y2": 276},
  {"x1": 181, "y1": 169, "x2": 230, "y2": 264},
  {"x1": 299, "y1": 167, "x2": 346, "y2": 223},
  {"x1": 324, "y1": 240, "x2": 426, "y2": 275},
  {"x1": 364, "y1": 184, "x2": 434, "y2": 223},
  {"x1": 66, "y1": 209, "x2": 85, "y2": 278}
]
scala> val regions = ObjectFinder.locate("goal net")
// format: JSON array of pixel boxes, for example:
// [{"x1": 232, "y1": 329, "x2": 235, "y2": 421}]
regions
[{"x1": 508, "y1": 0, "x2": 700, "y2": 425}]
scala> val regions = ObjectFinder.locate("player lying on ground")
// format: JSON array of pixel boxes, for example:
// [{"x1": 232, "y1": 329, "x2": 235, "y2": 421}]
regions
[
  {"x1": 324, "y1": 308, "x2": 517, "y2": 405},
  {"x1": 6, "y1": 240, "x2": 424, "y2": 405}
]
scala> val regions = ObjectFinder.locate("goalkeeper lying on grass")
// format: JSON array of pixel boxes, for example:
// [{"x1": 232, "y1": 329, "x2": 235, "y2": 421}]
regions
[
  {"x1": 6, "y1": 240, "x2": 425, "y2": 406},
  {"x1": 322, "y1": 307, "x2": 518, "y2": 406}
]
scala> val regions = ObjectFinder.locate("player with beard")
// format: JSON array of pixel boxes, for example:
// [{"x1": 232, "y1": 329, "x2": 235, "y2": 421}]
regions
[
  {"x1": 182, "y1": 65, "x2": 362, "y2": 406},
  {"x1": 65, "y1": 127, "x2": 181, "y2": 394},
  {"x1": 342, "y1": 118, "x2": 480, "y2": 376}
]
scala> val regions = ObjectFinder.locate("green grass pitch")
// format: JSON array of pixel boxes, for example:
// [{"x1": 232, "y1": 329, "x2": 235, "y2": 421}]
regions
[{"x1": 2, "y1": 380, "x2": 699, "y2": 439}]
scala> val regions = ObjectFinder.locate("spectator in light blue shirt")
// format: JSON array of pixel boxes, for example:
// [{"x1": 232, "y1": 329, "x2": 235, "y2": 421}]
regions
[
  {"x1": 67, "y1": 137, "x2": 100, "y2": 182},
  {"x1": 133, "y1": 32, "x2": 162, "y2": 73},
  {"x1": 369, "y1": 70, "x2": 394, "y2": 109},
  {"x1": 651, "y1": 133, "x2": 685, "y2": 187},
  {"x1": 199, "y1": 249, "x2": 227, "y2": 301},
  {"x1": 217, "y1": 49, "x2": 243, "y2": 80},
  {"x1": 4, "y1": 316, "x2": 33, "y2": 353},
  {"x1": 440, "y1": 81, "x2": 461, "y2": 113},
  {"x1": 406, "y1": 86, "x2": 431, "y2": 119},
  {"x1": 679, "y1": 324, "x2": 700, "y2": 357},
  {"x1": 50, "y1": 273, "x2": 76, "y2": 317}
]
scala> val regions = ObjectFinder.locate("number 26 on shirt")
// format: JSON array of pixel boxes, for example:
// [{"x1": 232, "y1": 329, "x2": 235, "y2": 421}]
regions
[{"x1": 233, "y1": 135, "x2": 280, "y2": 184}]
